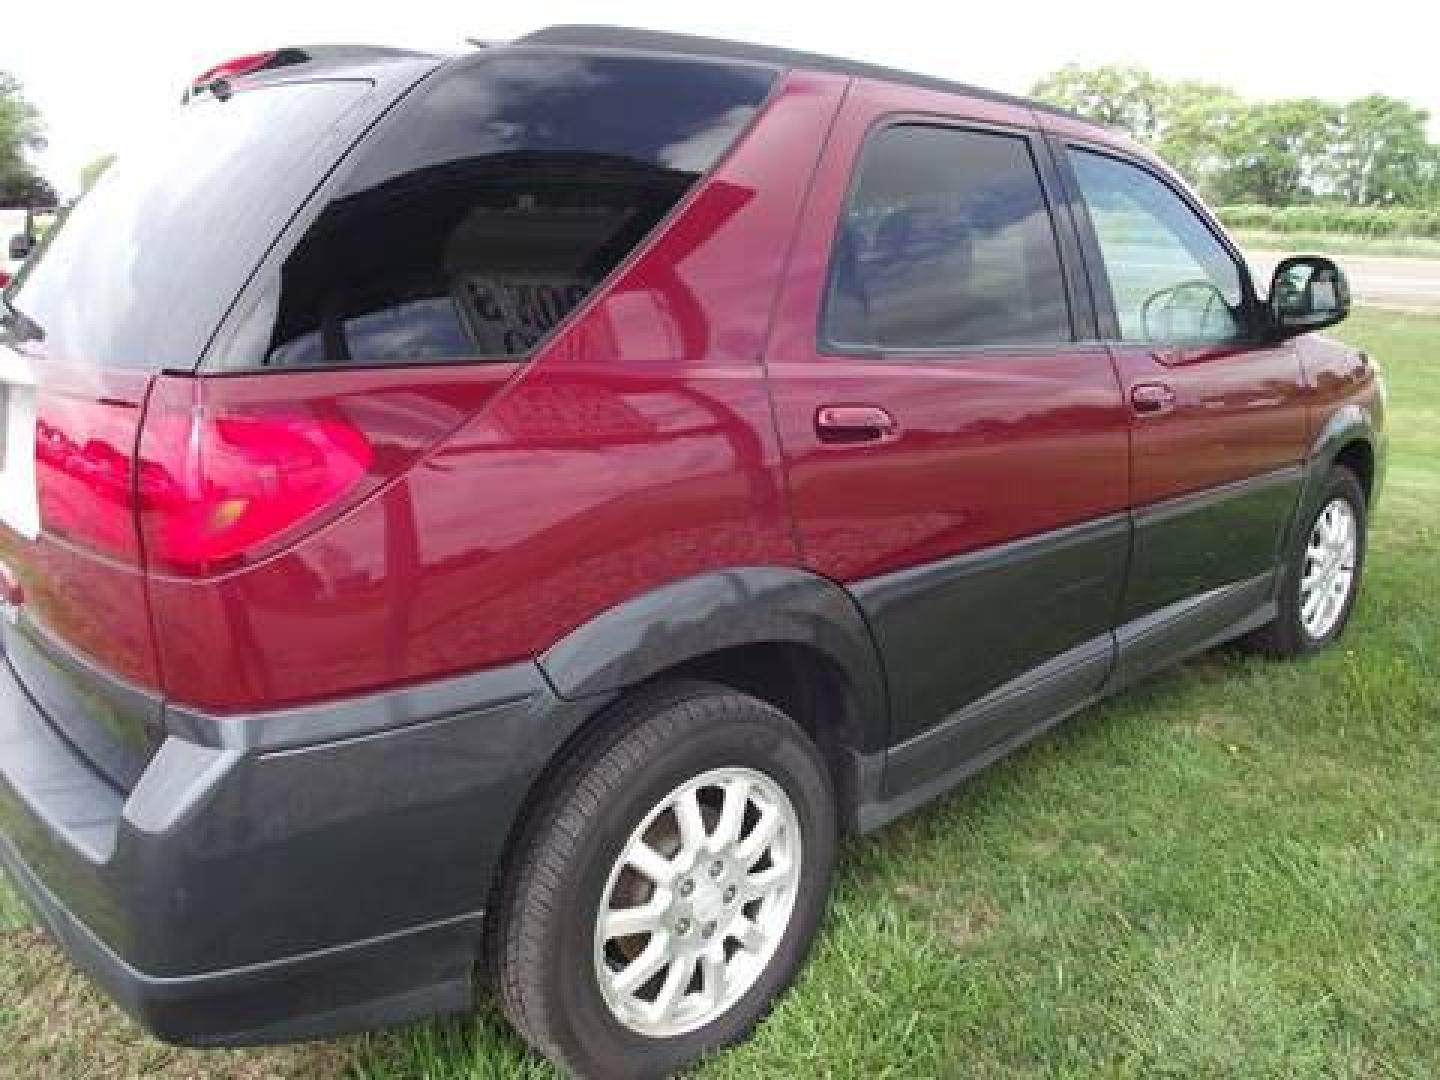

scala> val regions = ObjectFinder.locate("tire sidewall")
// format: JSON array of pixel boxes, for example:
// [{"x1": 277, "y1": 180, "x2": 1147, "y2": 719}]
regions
[
  {"x1": 1284, "y1": 469, "x2": 1368, "y2": 653},
  {"x1": 539, "y1": 699, "x2": 837, "y2": 1078}
]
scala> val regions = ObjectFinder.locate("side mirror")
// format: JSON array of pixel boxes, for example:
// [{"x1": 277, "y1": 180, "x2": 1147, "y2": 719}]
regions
[
  {"x1": 7, "y1": 234, "x2": 32, "y2": 261},
  {"x1": 1269, "y1": 255, "x2": 1349, "y2": 337}
]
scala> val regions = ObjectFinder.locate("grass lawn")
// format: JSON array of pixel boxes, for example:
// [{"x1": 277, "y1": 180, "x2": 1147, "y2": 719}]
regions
[
  {"x1": 1230, "y1": 228, "x2": 1440, "y2": 261},
  {"x1": 1, "y1": 308, "x2": 1436, "y2": 1078}
]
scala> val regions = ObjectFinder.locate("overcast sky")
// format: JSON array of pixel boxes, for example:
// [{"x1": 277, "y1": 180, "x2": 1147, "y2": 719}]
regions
[{"x1": 3, "y1": 0, "x2": 1436, "y2": 196}]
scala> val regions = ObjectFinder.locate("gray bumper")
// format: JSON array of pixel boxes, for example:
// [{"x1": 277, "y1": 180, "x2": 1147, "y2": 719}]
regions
[{"x1": 0, "y1": 652, "x2": 603, "y2": 1045}]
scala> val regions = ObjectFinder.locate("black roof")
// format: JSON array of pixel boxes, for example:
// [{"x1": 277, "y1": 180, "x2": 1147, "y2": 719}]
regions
[{"x1": 516, "y1": 25, "x2": 1084, "y2": 123}]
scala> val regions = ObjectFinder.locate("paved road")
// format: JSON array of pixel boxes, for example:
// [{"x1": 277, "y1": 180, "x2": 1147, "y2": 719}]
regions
[{"x1": 1247, "y1": 251, "x2": 1440, "y2": 309}]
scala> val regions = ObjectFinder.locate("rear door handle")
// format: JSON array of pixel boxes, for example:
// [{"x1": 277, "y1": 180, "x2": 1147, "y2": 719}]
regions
[
  {"x1": 1130, "y1": 382, "x2": 1178, "y2": 416},
  {"x1": 815, "y1": 404, "x2": 898, "y2": 444}
]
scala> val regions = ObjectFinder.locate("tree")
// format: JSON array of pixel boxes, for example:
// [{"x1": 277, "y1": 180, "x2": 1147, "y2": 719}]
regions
[
  {"x1": 1210, "y1": 98, "x2": 1338, "y2": 206},
  {"x1": 1031, "y1": 64, "x2": 1440, "y2": 207},
  {"x1": 80, "y1": 153, "x2": 116, "y2": 194},
  {"x1": 1030, "y1": 65, "x2": 1168, "y2": 141},
  {"x1": 0, "y1": 71, "x2": 47, "y2": 207},
  {"x1": 1328, "y1": 95, "x2": 1434, "y2": 206},
  {"x1": 1155, "y1": 82, "x2": 1246, "y2": 193}
]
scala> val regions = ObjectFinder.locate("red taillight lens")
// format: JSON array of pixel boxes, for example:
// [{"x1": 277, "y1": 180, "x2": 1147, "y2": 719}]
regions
[
  {"x1": 137, "y1": 381, "x2": 372, "y2": 577},
  {"x1": 0, "y1": 270, "x2": 12, "y2": 290}
]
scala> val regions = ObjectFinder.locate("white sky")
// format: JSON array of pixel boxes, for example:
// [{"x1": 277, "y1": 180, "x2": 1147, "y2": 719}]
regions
[{"x1": 3, "y1": 0, "x2": 1437, "y2": 197}]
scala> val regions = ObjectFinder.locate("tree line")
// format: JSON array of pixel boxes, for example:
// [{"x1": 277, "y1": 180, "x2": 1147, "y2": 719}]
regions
[{"x1": 1031, "y1": 66, "x2": 1438, "y2": 209}]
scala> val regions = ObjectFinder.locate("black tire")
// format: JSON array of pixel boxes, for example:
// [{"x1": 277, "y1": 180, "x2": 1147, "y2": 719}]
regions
[
  {"x1": 1246, "y1": 466, "x2": 1368, "y2": 659},
  {"x1": 492, "y1": 681, "x2": 838, "y2": 1079}
]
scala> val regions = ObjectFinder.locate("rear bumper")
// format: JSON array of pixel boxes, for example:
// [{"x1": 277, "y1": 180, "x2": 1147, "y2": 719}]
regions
[{"x1": 0, "y1": 647, "x2": 602, "y2": 1045}]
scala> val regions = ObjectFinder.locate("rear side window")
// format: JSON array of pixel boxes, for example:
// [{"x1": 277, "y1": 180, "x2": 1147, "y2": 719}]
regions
[
  {"x1": 249, "y1": 52, "x2": 776, "y2": 368},
  {"x1": 825, "y1": 125, "x2": 1071, "y2": 351},
  {"x1": 3, "y1": 82, "x2": 377, "y2": 368}
]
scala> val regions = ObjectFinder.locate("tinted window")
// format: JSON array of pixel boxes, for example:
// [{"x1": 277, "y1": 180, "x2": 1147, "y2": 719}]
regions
[
  {"x1": 825, "y1": 125, "x2": 1071, "y2": 351},
  {"x1": 1070, "y1": 150, "x2": 1245, "y2": 343},
  {"x1": 245, "y1": 52, "x2": 776, "y2": 368},
  {"x1": 2, "y1": 82, "x2": 378, "y2": 368}
]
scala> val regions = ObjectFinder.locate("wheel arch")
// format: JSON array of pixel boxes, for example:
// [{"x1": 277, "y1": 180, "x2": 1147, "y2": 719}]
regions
[
  {"x1": 1308, "y1": 404, "x2": 1380, "y2": 505},
  {"x1": 537, "y1": 567, "x2": 890, "y2": 821}
]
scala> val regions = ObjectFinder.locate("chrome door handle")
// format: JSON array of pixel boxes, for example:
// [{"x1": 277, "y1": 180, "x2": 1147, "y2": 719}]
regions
[
  {"x1": 814, "y1": 404, "x2": 898, "y2": 444},
  {"x1": 1130, "y1": 382, "x2": 1178, "y2": 415}
]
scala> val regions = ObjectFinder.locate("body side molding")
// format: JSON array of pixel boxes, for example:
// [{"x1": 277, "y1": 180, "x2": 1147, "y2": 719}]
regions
[{"x1": 538, "y1": 566, "x2": 891, "y2": 754}]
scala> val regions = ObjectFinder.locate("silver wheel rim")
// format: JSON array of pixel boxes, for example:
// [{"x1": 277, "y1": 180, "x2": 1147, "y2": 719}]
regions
[
  {"x1": 593, "y1": 766, "x2": 802, "y2": 1038},
  {"x1": 1300, "y1": 496, "x2": 1358, "y2": 640}
]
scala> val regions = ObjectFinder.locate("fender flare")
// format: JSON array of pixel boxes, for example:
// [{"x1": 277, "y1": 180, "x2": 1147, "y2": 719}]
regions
[
  {"x1": 1282, "y1": 404, "x2": 1380, "y2": 556},
  {"x1": 538, "y1": 567, "x2": 890, "y2": 754}
]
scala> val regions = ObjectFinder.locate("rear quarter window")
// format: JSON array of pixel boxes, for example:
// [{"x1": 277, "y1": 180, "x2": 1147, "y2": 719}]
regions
[{"x1": 230, "y1": 51, "x2": 777, "y2": 370}]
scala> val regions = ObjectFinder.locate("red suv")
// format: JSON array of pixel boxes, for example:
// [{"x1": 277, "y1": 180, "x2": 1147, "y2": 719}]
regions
[{"x1": 0, "y1": 26, "x2": 1384, "y2": 1079}]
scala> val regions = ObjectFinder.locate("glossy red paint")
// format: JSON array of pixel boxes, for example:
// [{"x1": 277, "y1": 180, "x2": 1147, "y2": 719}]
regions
[
  {"x1": 1108, "y1": 342, "x2": 1309, "y2": 508},
  {"x1": 143, "y1": 71, "x2": 845, "y2": 713},
  {"x1": 0, "y1": 363, "x2": 159, "y2": 687},
  {"x1": 764, "y1": 78, "x2": 1132, "y2": 582},
  {"x1": 1298, "y1": 331, "x2": 1382, "y2": 442}
]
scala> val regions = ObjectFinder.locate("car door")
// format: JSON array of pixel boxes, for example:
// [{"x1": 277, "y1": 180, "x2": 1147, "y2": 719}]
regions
[
  {"x1": 764, "y1": 82, "x2": 1131, "y2": 796},
  {"x1": 1055, "y1": 142, "x2": 1310, "y2": 681}
]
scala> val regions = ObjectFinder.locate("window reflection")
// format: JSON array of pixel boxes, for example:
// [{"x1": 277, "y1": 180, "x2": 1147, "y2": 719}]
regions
[
  {"x1": 260, "y1": 53, "x2": 775, "y2": 368},
  {"x1": 826, "y1": 125, "x2": 1072, "y2": 351},
  {"x1": 1071, "y1": 150, "x2": 1244, "y2": 344}
]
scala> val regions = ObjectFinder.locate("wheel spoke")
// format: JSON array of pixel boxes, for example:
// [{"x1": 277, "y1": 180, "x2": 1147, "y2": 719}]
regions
[
  {"x1": 731, "y1": 916, "x2": 767, "y2": 954},
  {"x1": 613, "y1": 935, "x2": 671, "y2": 996},
  {"x1": 627, "y1": 841, "x2": 675, "y2": 887},
  {"x1": 647, "y1": 953, "x2": 694, "y2": 1026},
  {"x1": 736, "y1": 803, "x2": 783, "y2": 866},
  {"x1": 710, "y1": 778, "x2": 748, "y2": 851},
  {"x1": 602, "y1": 897, "x2": 668, "y2": 941},
  {"x1": 700, "y1": 948, "x2": 727, "y2": 1008},
  {"x1": 744, "y1": 861, "x2": 791, "y2": 902},
  {"x1": 674, "y1": 788, "x2": 708, "y2": 857}
]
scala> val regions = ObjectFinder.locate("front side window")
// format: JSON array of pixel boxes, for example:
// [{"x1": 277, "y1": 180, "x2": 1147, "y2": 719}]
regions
[
  {"x1": 252, "y1": 52, "x2": 776, "y2": 368},
  {"x1": 824, "y1": 125, "x2": 1072, "y2": 351},
  {"x1": 1070, "y1": 149, "x2": 1246, "y2": 344}
]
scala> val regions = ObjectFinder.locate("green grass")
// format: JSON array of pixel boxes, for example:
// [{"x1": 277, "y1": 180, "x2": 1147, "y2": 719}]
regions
[
  {"x1": 1217, "y1": 205, "x2": 1440, "y2": 242},
  {"x1": 2, "y1": 308, "x2": 1437, "y2": 1078},
  {"x1": 1231, "y1": 227, "x2": 1440, "y2": 260}
]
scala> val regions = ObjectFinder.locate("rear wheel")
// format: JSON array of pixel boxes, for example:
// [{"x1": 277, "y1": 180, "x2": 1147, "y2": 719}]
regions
[
  {"x1": 1247, "y1": 466, "x2": 1367, "y2": 658},
  {"x1": 493, "y1": 682, "x2": 837, "y2": 1079}
]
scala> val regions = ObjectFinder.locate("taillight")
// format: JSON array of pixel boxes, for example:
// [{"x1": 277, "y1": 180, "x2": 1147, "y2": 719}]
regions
[
  {"x1": 35, "y1": 381, "x2": 371, "y2": 577},
  {"x1": 137, "y1": 380, "x2": 372, "y2": 577}
]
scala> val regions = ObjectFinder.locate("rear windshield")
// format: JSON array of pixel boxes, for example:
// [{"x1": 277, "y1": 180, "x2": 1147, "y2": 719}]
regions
[
  {"x1": 3, "y1": 81, "x2": 378, "y2": 368},
  {"x1": 226, "y1": 51, "x2": 777, "y2": 369}
]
